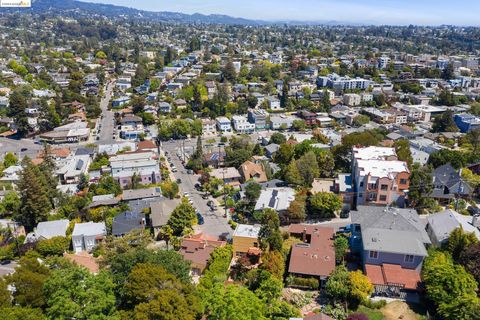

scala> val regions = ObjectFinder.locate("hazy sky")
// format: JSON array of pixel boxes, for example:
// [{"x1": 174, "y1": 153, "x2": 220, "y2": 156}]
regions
[{"x1": 84, "y1": 0, "x2": 479, "y2": 26}]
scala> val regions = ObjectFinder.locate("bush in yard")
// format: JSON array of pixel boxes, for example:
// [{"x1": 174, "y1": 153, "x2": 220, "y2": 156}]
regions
[
  {"x1": 347, "y1": 312, "x2": 369, "y2": 320},
  {"x1": 36, "y1": 236, "x2": 69, "y2": 256}
]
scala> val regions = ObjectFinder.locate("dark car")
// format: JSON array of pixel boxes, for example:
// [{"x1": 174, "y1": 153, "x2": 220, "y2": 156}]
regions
[
  {"x1": 196, "y1": 212, "x2": 205, "y2": 225},
  {"x1": 468, "y1": 206, "x2": 480, "y2": 216},
  {"x1": 0, "y1": 259, "x2": 11, "y2": 265},
  {"x1": 20, "y1": 148, "x2": 28, "y2": 152},
  {"x1": 176, "y1": 178, "x2": 182, "y2": 184}
]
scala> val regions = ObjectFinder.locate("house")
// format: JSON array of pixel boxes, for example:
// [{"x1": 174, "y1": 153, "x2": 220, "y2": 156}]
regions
[
  {"x1": 254, "y1": 187, "x2": 295, "y2": 214},
  {"x1": 298, "y1": 110, "x2": 317, "y2": 126},
  {"x1": 72, "y1": 222, "x2": 106, "y2": 253},
  {"x1": 205, "y1": 81, "x2": 217, "y2": 98},
  {"x1": 270, "y1": 114, "x2": 296, "y2": 130},
  {"x1": 343, "y1": 93, "x2": 361, "y2": 106},
  {"x1": 334, "y1": 173, "x2": 354, "y2": 210},
  {"x1": 352, "y1": 146, "x2": 410, "y2": 207},
  {"x1": 210, "y1": 167, "x2": 241, "y2": 186},
  {"x1": 25, "y1": 219, "x2": 70, "y2": 243},
  {"x1": 137, "y1": 140, "x2": 158, "y2": 154},
  {"x1": 158, "y1": 102, "x2": 172, "y2": 113},
  {"x1": 216, "y1": 117, "x2": 232, "y2": 133},
  {"x1": 248, "y1": 109, "x2": 268, "y2": 130},
  {"x1": 122, "y1": 187, "x2": 162, "y2": 202},
  {"x1": 430, "y1": 164, "x2": 473, "y2": 203},
  {"x1": 202, "y1": 119, "x2": 217, "y2": 135},
  {"x1": 110, "y1": 153, "x2": 160, "y2": 188},
  {"x1": 232, "y1": 224, "x2": 261, "y2": 257},
  {"x1": 232, "y1": 115, "x2": 255, "y2": 133},
  {"x1": 288, "y1": 224, "x2": 335, "y2": 286},
  {"x1": 56, "y1": 154, "x2": 91, "y2": 185},
  {"x1": 311, "y1": 178, "x2": 335, "y2": 194},
  {"x1": 179, "y1": 234, "x2": 226, "y2": 275},
  {"x1": 112, "y1": 96, "x2": 130, "y2": 108},
  {"x1": 112, "y1": 211, "x2": 146, "y2": 237},
  {"x1": 426, "y1": 209, "x2": 480, "y2": 247},
  {"x1": 352, "y1": 206, "x2": 431, "y2": 296},
  {"x1": 266, "y1": 96, "x2": 281, "y2": 110},
  {"x1": 0, "y1": 165, "x2": 22, "y2": 185},
  {"x1": 239, "y1": 160, "x2": 268, "y2": 183},
  {"x1": 265, "y1": 143, "x2": 280, "y2": 159},
  {"x1": 150, "y1": 199, "x2": 179, "y2": 237}
]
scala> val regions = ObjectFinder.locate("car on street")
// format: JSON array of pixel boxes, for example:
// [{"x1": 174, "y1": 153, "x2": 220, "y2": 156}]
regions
[
  {"x1": 176, "y1": 178, "x2": 182, "y2": 184},
  {"x1": 20, "y1": 148, "x2": 28, "y2": 152},
  {"x1": 0, "y1": 259, "x2": 11, "y2": 265},
  {"x1": 196, "y1": 212, "x2": 205, "y2": 225}
]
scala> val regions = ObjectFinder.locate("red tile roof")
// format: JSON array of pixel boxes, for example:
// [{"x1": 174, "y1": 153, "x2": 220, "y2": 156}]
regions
[
  {"x1": 288, "y1": 225, "x2": 335, "y2": 277},
  {"x1": 137, "y1": 140, "x2": 157, "y2": 150},
  {"x1": 365, "y1": 263, "x2": 421, "y2": 290}
]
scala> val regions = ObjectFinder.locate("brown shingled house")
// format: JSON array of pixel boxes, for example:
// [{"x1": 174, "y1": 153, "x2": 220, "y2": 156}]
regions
[
  {"x1": 179, "y1": 234, "x2": 226, "y2": 275},
  {"x1": 238, "y1": 160, "x2": 268, "y2": 183},
  {"x1": 288, "y1": 224, "x2": 335, "y2": 287}
]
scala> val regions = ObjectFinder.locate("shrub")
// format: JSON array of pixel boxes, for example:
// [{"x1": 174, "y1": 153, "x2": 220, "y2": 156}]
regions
[
  {"x1": 228, "y1": 219, "x2": 237, "y2": 230},
  {"x1": 36, "y1": 236, "x2": 69, "y2": 256},
  {"x1": 286, "y1": 276, "x2": 319, "y2": 290},
  {"x1": 347, "y1": 313, "x2": 369, "y2": 320},
  {"x1": 361, "y1": 298, "x2": 387, "y2": 309}
]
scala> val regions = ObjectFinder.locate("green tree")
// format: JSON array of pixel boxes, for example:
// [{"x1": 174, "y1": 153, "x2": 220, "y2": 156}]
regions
[
  {"x1": 8, "y1": 87, "x2": 30, "y2": 136},
  {"x1": 408, "y1": 164, "x2": 434, "y2": 210},
  {"x1": 3, "y1": 153, "x2": 18, "y2": 168},
  {"x1": 349, "y1": 270, "x2": 374, "y2": 304},
  {"x1": 274, "y1": 143, "x2": 294, "y2": 167},
  {"x1": 309, "y1": 192, "x2": 342, "y2": 218},
  {"x1": 167, "y1": 198, "x2": 197, "y2": 236},
  {"x1": 295, "y1": 151, "x2": 320, "y2": 186},
  {"x1": 6, "y1": 258, "x2": 50, "y2": 308},
  {"x1": 134, "y1": 289, "x2": 198, "y2": 320},
  {"x1": 259, "y1": 250, "x2": 285, "y2": 280},
  {"x1": 334, "y1": 236, "x2": 349, "y2": 264},
  {"x1": 245, "y1": 182, "x2": 262, "y2": 204},
  {"x1": 43, "y1": 265, "x2": 117, "y2": 320},
  {"x1": 447, "y1": 227, "x2": 478, "y2": 261},
  {"x1": 432, "y1": 110, "x2": 459, "y2": 133},
  {"x1": 0, "y1": 191, "x2": 20, "y2": 217},
  {"x1": 202, "y1": 284, "x2": 267, "y2": 320},
  {"x1": 394, "y1": 139, "x2": 413, "y2": 169},
  {"x1": 16, "y1": 158, "x2": 52, "y2": 231},
  {"x1": 36, "y1": 236, "x2": 69, "y2": 257},
  {"x1": 1, "y1": 307, "x2": 46, "y2": 320},
  {"x1": 325, "y1": 265, "x2": 350, "y2": 309},
  {"x1": 258, "y1": 208, "x2": 283, "y2": 251},
  {"x1": 467, "y1": 128, "x2": 480, "y2": 152},
  {"x1": 284, "y1": 161, "x2": 303, "y2": 186},
  {"x1": 270, "y1": 133, "x2": 287, "y2": 145},
  {"x1": 223, "y1": 61, "x2": 237, "y2": 83},
  {"x1": 0, "y1": 278, "x2": 11, "y2": 307}
]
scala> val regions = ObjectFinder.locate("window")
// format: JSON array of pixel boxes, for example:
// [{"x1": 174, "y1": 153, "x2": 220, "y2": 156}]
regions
[
  {"x1": 253, "y1": 242, "x2": 258, "y2": 248},
  {"x1": 369, "y1": 251, "x2": 378, "y2": 259},
  {"x1": 404, "y1": 255, "x2": 415, "y2": 263},
  {"x1": 379, "y1": 195, "x2": 387, "y2": 201},
  {"x1": 400, "y1": 179, "x2": 407, "y2": 185},
  {"x1": 359, "y1": 182, "x2": 364, "y2": 187},
  {"x1": 380, "y1": 184, "x2": 388, "y2": 191}
]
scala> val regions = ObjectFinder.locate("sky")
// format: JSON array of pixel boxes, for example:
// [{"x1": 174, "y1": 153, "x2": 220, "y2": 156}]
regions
[{"x1": 84, "y1": 0, "x2": 480, "y2": 26}]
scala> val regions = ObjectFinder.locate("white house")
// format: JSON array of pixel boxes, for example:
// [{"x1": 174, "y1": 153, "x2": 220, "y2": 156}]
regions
[
  {"x1": 232, "y1": 115, "x2": 255, "y2": 133},
  {"x1": 72, "y1": 222, "x2": 106, "y2": 253},
  {"x1": 216, "y1": 117, "x2": 232, "y2": 133}
]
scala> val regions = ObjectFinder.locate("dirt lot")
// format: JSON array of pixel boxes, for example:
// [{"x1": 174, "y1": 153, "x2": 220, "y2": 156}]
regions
[{"x1": 381, "y1": 301, "x2": 425, "y2": 320}]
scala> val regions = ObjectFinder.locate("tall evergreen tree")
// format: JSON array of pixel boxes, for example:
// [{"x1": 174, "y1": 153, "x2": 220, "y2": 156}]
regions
[
  {"x1": 8, "y1": 88, "x2": 30, "y2": 136},
  {"x1": 16, "y1": 157, "x2": 52, "y2": 231}
]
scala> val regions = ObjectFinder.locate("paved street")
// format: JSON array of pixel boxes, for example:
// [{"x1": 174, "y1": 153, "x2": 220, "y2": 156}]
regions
[
  {"x1": 0, "y1": 137, "x2": 43, "y2": 161},
  {"x1": 161, "y1": 140, "x2": 232, "y2": 239},
  {"x1": 96, "y1": 82, "x2": 116, "y2": 145}
]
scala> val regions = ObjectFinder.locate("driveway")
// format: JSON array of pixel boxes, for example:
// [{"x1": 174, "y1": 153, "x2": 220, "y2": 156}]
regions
[{"x1": 162, "y1": 140, "x2": 232, "y2": 239}]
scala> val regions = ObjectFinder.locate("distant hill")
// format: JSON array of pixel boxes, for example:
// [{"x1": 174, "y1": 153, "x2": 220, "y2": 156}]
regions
[{"x1": 13, "y1": 0, "x2": 266, "y2": 25}]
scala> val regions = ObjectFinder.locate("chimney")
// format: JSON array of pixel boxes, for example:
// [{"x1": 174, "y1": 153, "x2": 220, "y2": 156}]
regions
[{"x1": 302, "y1": 227, "x2": 307, "y2": 242}]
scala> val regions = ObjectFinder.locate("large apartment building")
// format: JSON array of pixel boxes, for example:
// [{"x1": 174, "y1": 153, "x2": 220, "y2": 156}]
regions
[
  {"x1": 317, "y1": 73, "x2": 371, "y2": 91},
  {"x1": 352, "y1": 147, "x2": 410, "y2": 207}
]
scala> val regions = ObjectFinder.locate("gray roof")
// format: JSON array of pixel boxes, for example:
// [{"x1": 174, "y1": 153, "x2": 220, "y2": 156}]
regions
[
  {"x1": 362, "y1": 228, "x2": 428, "y2": 257},
  {"x1": 427, "y1": 210, "x2": 460, "y2": 243},
  {"x1": 150, "y1": 199, "x2": 179, "y2": 227},
  {"x1": 352, "y1": 206, "x2": 431, "y2": 255},
  {"x1": 72, "y1": 222, "x2": 106, "y2": 237},
  {"x1": 112, "y1": 211, "x2": 146, "y2": 236},
  {"x1": 31, "y1": 219, "x2": 69, "y2": 240},
  {"x1": 122, "y1": 187, "x2": 162, "y2": 201}
]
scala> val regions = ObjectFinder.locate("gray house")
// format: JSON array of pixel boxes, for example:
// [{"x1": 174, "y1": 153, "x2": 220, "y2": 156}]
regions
[
  {"x1": 112, "y1": 212, "x2": 146, "y2": 237},
  {"x1": 72, "y1": 222, "x2": 106, "y2": 253},
  {"x1": 26, "y1": 219, "x2": 70, "y2": 243},
  {"x1": 351, "y1": 206, "x2": 431, "y2": 295},
  {"x1": 426, "y1": 209, "x2": 480, "y2": 247}
]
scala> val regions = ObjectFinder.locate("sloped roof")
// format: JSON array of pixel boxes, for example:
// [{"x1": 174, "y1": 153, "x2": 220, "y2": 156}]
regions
[{"x1": 365, "y1": 263, "x2": 421, "y2": 290}]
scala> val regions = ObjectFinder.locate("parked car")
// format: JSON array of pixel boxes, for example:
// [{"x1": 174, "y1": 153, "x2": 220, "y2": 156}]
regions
[
  {"x1": 176, "y1": 178, "x2": 182, "y2": 184},
  {"x1": 468, "y1": 206, "x2": 480, "y2": 216},
  {"x1": 196, "y1": 212, "x2": 205, "y2": 225}
]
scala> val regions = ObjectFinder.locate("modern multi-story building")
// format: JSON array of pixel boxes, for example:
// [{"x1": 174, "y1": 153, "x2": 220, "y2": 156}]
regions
[
  {"x1": 352, "y1": 147, "x2": 410, "y2": 207},
  {"x1": 317, "y1": 73, "x2": 370, "y2": 91},
  {"x1": 248, "y1": 109, "x2": 268, "y2": 130},
  {"x1": 454, "y1": 113, "x2": 480, "y2": 133},
  {"x1": 232, "y1": 115, "x2": 255, "y2": 133},
  {"x1": 343, "y1": 93, "x2": 362, "y2": 106},
  {"x1": 362, "y1": 108, "x2": 408, "y2": 125}
]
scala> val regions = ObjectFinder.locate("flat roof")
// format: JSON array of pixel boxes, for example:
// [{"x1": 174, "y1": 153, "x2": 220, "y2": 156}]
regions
[{"x1": 233, "y1": 224, "x2": 261, "y2": 238}]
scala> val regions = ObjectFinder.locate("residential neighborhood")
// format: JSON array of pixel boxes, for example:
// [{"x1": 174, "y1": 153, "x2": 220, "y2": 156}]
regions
[{"x1": 0, "y1": 1, "x2": 479, "y2": 319}]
